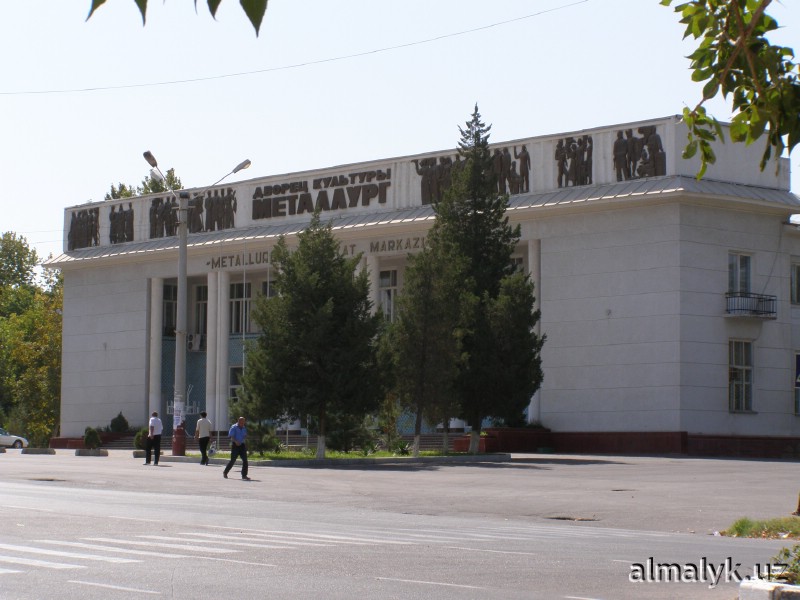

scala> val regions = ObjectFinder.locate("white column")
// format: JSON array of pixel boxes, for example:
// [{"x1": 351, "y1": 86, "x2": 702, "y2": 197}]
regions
[
  {"x1": 205, "y1": 271, "x2": 218, "y2": 434},
  {"x1": 528, "y1": 239, "x2": 542, "y2": 424},
  {"x1": 148, "y1": 278, "x2": 163, "y2": 420},
  {"x1": 366, "y1": 254, "x2": 380, "y2": 315},
  {"x1": 216, "y1": 270, "x2": 231, "y2": 429}
]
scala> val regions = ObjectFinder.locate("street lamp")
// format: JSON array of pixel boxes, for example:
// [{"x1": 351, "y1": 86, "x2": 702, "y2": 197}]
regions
[{"x1": 142, "y1": 151, "x2": 251, "y2": 455}]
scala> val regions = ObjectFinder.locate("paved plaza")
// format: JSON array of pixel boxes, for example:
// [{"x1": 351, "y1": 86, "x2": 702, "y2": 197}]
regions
[{"x1": 0, "y1": 450, "x2": 797, "y2": 599}]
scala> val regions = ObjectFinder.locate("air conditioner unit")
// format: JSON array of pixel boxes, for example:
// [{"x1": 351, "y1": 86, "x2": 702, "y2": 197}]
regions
[
  {"x1": 188, "y1": 334, "x2": 201, "y2": 352},
  {"x1": 188, "y1": 333, "x2": 207, "y2": 352}
]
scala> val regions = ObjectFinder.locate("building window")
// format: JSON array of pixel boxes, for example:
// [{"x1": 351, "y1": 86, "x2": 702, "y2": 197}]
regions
[
  {"x1": 379, "y1": 270, "x2": 397, "y2": 321},
  {"x1": 163, "y1": 284, "x2": 177, "y2": 337},
  {"x1": 230, "y1": 366, "x2": 243, "y2": 402},
  {"x1": 792, "y1": 264, "x2": 800, "y2": 305},
  {"x1": 729, "y1": 340, "x2": 753, "y2": 412},
  {"x1": 261, "y1": 280, "x2": 277, "y2": 299},
  {"x1": 795, "y1": 354, "x2": 800, "y2": 415},
  {"x1": 230, "y1": 283, "x2": 252, "y2": 334},
  {"x1": 728, "y1": 253, "x2": 751, "y2": 294},
  {"x1": 511, "y1": 256, "x2": 524, "y2": 273},
  {"x1": 194, "y1": 285, "x2": 208, "y2": 336}
]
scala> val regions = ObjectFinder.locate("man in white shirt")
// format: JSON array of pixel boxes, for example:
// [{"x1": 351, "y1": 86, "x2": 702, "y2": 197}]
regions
[
  {"x1": 194, "y1": 411, "x2": 213, "y2": 465},
  {"x1": 145, "y1": 411, "x2": 163, "y2": 466}
]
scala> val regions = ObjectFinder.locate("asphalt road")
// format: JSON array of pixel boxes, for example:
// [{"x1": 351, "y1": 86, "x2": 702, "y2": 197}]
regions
[{"x1": 0, "y1": 450, "x2": 797, "y2": 599}]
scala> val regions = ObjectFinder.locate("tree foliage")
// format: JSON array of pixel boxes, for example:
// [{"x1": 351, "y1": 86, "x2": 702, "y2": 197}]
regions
[
  {"x1": 384, "y1": 246, "x2": 469, "y2": 456},
  {"x1": 424, "y1": 106, "x2": 545, "y2": 453},
  {"x1": 238, "y1": 213, "x2": 381, "y2": 458},
  {"x1": 104, "y1": 168, "x2": 183, "y2": 201},
  {"x1": 662, "y1": 0, "x2": 800, "y2": 177},
  {"x1": 0, "y1": 232, "x2": 38, "y2": 289},
  {"x1": 0, "y1": 234, "x2": 62, "y2": 447},
  {"x1": 88, "y1": 0, "x2": 269, "y2": 36}
]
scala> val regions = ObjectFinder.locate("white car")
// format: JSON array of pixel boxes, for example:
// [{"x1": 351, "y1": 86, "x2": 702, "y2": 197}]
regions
[{"x1": 0, "y1": 428, "x2": 28, "y2": 449}]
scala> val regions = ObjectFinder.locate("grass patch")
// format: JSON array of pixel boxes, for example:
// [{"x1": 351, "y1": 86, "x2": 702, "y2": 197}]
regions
[
  {"x1": 724, "y1": 517, "x2": 800, "y2": 539},
  {"x1": 200, "y1": 449, "x2": 458, "y2": 461}
]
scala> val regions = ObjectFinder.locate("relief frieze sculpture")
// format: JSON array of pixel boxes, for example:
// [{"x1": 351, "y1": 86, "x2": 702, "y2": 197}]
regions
[
  {"x1": 413, "y1": 157, "x2": 461, "y2": 205},
  {"x1": 68, "y1": 207, "x2": 100, "y2": 250},
  {"x1": 148, "y1": 187, "x2": 238, "y2": 239},
  {"x1": 109, "y1": 203, "x2": 134, "y2": 244},
  {"x1": 554, "y1": 135, "x2": 593, "y2": 188},
  {"x1": 613, "y1": 126, "x2": 666, "y2": 181},
  {"x1": 414, "y1": 143, "x2": 533, "y2": 205}
]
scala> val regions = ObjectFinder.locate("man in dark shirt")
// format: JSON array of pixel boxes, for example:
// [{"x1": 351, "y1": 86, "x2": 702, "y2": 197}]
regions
[{"x1": 223, "y1": 416, "x2": 250, "y2": 480}]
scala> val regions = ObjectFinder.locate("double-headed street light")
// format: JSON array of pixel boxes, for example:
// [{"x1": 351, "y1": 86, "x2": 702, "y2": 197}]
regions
[{"x1": 143, "y1": 151, "x2": 251, "y2": 455}]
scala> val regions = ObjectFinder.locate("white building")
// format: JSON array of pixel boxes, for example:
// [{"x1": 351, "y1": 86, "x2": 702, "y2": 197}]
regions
[{"x1": 46, "y1": 115, "x2": 800, "y2": 455}]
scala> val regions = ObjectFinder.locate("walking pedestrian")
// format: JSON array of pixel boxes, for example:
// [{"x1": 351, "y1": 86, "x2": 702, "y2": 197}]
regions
[
  {"x1": 223, "y1": 416, "x2": 250, "y2": 480},
  {"x1": 194, "y1": 411, "x2": 213, "y2": 465},
  {"x1": 144, "y1": 411, "x2": 163, "y2": 465}
]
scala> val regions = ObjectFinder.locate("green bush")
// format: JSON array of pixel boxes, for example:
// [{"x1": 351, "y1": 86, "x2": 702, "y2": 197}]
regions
[
  {"x1": 256, "y1": 431, "x2": 284, "y2": 454},
  {"x1": 109, "y1": 412, "x2": 130, "y2": 433},
  {"x1": 725, "y1": 516, "x2": 800, "y2": 538},
  {"x1": 391, "y1": 440, "x2": 411, "y2": 456},
  {"x1": 83, "y1": 427, "x2": 101, "y2": 450},
  {"x1": 326, "y1": 414, "x2": 378, "y2": 453},
  {"x1": 133, "y1": 426, "x2": 148, "y2": 450},
  {"x1": 772, "y1": 545, "x2": 800, "y2": 583}
]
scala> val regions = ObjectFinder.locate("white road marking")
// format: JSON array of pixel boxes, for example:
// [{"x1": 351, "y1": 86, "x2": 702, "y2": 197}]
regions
[
  {"x1": 39, "y1": 540, "x2": 275, "y2": 567},
  {"x1": 444, "y1": 546, "x2": 541, "y2": 556},
  {"x1": 0, "y1": 567, "x2": 23, "y2": 574},
  {"x1": 0, "y1": 543, "x2": 138, "y2": 563},
  {"x1": 84, "y1": 538, "x2": 231, "y2": 554},
  {"x1": 108, "y1": 516, "x2": 164, "y2": 524},
  {"x1": 376, "y1": 577, "x2": 485, "y2": 590},
  {"x1": 359, "y1": 529, "x2": 467, "y2": 542},
  {"x1": 176, "y1": 532, "x2": 332, "y2": 547},
  {"x1": 194, "y1": 556, "x2": 277, "y2": 567},
  {"x1": 36, "y1": 540, "x2": 192, "y2": 559},
  {"x1": 208, "y1": 526, "x2": 413, "y2": 545},
  {"x1": 140, "y1": 535, "x2": 287, "y2": 550},
  {"x1": 69, "y1": 580, "x2": 160, "y2": 595},
  {"x1": 0, "y1": 554, "x2": 84, "y2": 570},
  {"x1": 3, "y1": 505, "x2": 55, "y2": 513}
]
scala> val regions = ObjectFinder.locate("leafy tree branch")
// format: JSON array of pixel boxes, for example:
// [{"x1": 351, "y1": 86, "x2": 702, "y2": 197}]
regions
[
  {"x1": 88, "y1": 0, "x2": 269, "y2": 36},
  {"x1": 663, "y1": 0, "x2": 800, "y2": 177}
]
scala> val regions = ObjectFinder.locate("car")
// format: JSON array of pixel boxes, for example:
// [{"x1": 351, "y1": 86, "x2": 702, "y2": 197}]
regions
[{"x1": 0, "y1": 427, "x2": 28, "y2": 449}]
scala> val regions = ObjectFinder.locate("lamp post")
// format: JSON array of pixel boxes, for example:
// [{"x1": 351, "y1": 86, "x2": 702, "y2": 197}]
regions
[{"x1": 143, "y1": 152, "x2": 251, "y2": 455}]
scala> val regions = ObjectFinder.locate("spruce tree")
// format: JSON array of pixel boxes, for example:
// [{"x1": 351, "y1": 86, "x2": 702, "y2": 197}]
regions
[
  {"x1": 386, "y1": 245, "x2": 470, "y2": 456},
  {"x1": 430, "y1": 105, "x2": 544, "y2": 452},
  {"x1": 238, "y1": 213, "x2": 381, "y2": 458}
]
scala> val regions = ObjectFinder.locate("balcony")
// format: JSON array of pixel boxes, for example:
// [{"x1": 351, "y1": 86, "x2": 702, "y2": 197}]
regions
[{"x1": 725, "y1": 292, "x2": 777, "y2": 319}]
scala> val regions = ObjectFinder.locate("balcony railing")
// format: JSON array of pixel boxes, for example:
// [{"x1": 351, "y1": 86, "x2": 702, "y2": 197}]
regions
[{"x1": 725, "y1": 292, "x2": 777, "y2": 319}]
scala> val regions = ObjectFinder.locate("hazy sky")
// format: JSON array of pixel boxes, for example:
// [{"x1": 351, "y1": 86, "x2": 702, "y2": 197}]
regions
[{"x1": 3, "y1": 0, "x2": 798, "y2": 262}]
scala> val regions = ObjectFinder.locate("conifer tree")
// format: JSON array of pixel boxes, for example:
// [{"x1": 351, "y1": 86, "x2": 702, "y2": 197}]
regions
[
  {"x1": 430, "y1": 105, "x2": 544, "y2": 453},
  {"x1": 385, "y1": 245, "x2": 470, "y2": 456},
  {"x1": 238, "y1": 213, "x2": 381, "y2": 458}
]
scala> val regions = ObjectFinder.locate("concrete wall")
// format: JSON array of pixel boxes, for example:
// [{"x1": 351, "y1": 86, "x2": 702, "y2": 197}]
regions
[
  {"x1": 60, "y1": 265, "x2": 150, "y2": 437},
  {"x1": 529, "y1": 197, "x2": 800, "y2": 438},
  {"x1": 677, "y1": 204, "x2": 800, "y2": 436},
  {"x1": 530, "y1": 202, "x2": 683, "y2": 431}
]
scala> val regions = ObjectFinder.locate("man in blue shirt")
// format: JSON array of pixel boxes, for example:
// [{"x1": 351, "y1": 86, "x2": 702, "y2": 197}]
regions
[{"x1": 223, "y1": 416, "x2": 250, "y2": 480}]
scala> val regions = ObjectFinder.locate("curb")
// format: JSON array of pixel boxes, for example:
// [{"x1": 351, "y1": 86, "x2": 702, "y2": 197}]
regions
[
  {"x1": 740, "y1": 579, "x2": 800, "y2": 599},
  {"x1": 20, "y1": 448, "x2": 56, "y2": 455},
  {"x1": 145, "y1": 453, "x2": 513, "y2": 468},
  {"x1": 75, "y1": 449, "x2": 109, "y2": 457}
]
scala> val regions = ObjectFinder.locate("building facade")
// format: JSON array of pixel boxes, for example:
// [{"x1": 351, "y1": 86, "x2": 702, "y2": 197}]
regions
[{"x1": 47, "y1": 116, "x2": 800, "y2": 454}]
